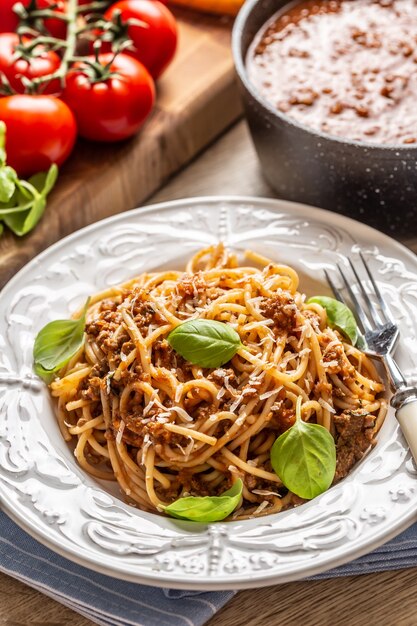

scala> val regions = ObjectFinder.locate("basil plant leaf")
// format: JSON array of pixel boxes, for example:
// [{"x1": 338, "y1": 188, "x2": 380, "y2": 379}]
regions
[
  {"x1": 33, "y1": 297, "x2": 90, "y2": 381},
  {"x1": 164, "y1": 479, "x2": 243, "y2": 522},
  {"x1": 0, "y1": 166, "x2": 17, "y2": 202},
  {"x1": 0, "y1": 192, "x2": 22, "y2": 215},
  {"x1": 30, "y1": 164, "x2": 59, "y2": 197},
  {"x1": 167, "y1": 319, "x2": 242, "y2": 368},
  {"x1": 5, "y1": 164, "x2": 58, "y2": 236},
  {"x1": 270, "y1": 398, "x2": 336, "y2": 500},
  {"x1": 307, "y1": 295, "x2": 359, "y2": 346},
  {"x1": 5, "y1": 195, "x2": 46, "y2": 236}
]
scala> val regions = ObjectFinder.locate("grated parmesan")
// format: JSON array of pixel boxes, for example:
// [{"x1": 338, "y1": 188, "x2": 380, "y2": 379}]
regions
[
  {"x1": 143, "y1": 396, "x2": 166, "y2": 417},
  {"x1": 318, "y1": 397, "x2": 336, "y2": 414},
  {"x1": 244, "y1": 319, "x2": 274, "y2": 330},
  {"x1": 106, "y1": 371, "x2": 114, "y2": 395},
  {"x1": 259, "y1": 386, "x2": 283, "y2": 401},
  {"x1": 176, "y1": 436, "x2": 194, "y2": 458},
  {"x1": 141, "y1": 433, "x2": 152, "y2": 464},
  {"x1": 169, "y1": 406, "x2": 193, "y2": 422},
  {"x1": 116, "y1": 420, "x2": 126, "y2": 444},
  {"x1": 296, "y1": 322, "x2": 312, "y2": 348},
  {"x1": 216, "y1": 387, "x2": 226, "y2": 400},
  {"x1": 174, "y1": 385, "x2": 183, "y2": 403},
  {"x1": 323, "y1": 339, "x2": 341, "y2": 354},
  {"x1": 253, "y1": 501, "x2": 269, "y2": 516},
  {"x1": 223, "y1": 375, "x2": 238, "y2": 398},
  {"x1": 252, "y1": 489, "x2": 281, "y2": 497},
  {"x1": 230, "y1": 395, "x2": 243, "y2": 413},
  {"x1": 321, "y1": 359, "x2": 339, "y2": 369}
]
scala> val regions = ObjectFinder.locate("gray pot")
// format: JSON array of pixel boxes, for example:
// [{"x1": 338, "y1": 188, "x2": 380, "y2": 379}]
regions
[{"x1": 232, "y1": 0, "x2": 417, "y2": 235}]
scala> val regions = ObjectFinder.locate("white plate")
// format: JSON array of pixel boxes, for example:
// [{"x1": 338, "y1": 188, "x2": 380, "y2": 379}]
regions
[{"x1": 1, "y1": 196, "x2": 417, "y2": 590}]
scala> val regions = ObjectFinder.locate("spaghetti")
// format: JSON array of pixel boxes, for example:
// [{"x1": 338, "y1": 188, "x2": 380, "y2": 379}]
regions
[{"x1": 50, "y1": 245, "x2": 386, "y2": 519}]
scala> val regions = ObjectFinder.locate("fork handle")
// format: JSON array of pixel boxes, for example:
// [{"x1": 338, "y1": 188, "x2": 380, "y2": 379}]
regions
[{"x1": 392, "y1": 388, "x2": 417, "y2": 462}]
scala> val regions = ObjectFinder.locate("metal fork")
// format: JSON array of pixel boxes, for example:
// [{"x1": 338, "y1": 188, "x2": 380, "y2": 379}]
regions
[{"x1": 325, "y1": 252, "x2": 417, "y2": 460}]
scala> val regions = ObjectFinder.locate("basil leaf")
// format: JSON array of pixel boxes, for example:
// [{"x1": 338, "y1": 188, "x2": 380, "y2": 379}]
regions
[
  {"x1": 33, "y1": 298, "x2": 90, "y2": 381},
  {"x1": 270, "y1": 397, "x2": 336, "y2": 500},
  {"x1": 6, "y1": 195, "x2": 46, "y2": 236},
  {"x1": 0, "y1": 192, "x2": 22, "y2": 215},
  {"x1": 0, "y1": 166, "x2": 17, "y2": 202},
  {"x1": 307, "y1": 296, "x2": 359, "y2": 345},
  {"x1": 30, "y1": 164, "x2": 59, "y2": 197},
  {"x1": 164, "y1": 479, "x2": 243, "y2": 522},
  {"x1": 167, "y1": 319, "x2": 242, "y2": 368},
  {"x1": 5, "y1": 164, "x2": 58, "y2": 236}
]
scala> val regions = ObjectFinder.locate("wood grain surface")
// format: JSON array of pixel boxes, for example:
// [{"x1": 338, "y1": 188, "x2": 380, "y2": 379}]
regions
[
  {"x1": 0, "y1": 7, "x2": 241, "y2": 289},
  {"x1": 1, "y1": 121, "x2": 417, "y2": 625}
]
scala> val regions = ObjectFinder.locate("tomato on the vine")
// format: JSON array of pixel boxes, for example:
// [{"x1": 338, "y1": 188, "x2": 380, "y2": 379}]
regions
[
  {"x1": 104, "y1": 0, "x2": 177, "y2": 79},
  {"x1": 0, "y1": 0, "x2": 20, "y2": 32},
  {"x1": 62, "y1": 53, "x2": 155, "y2": 142},
  {"x1": 0, "y1": 95, "x2": 77, "y2": 177},
  {"x1": 0, "y1": 0, "x2": 67, "y2": 39},
  {"x1": 37, "y1": 0, "x2": 68, "y2": 39},
  {"x1": 0, "y1": 33, "x2": 61, "y2": 94}
]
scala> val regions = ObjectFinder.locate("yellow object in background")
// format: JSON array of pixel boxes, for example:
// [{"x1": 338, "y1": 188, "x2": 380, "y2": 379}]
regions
[{"x1": 171, "y1": 0, "x2": 244, "y2": 16}]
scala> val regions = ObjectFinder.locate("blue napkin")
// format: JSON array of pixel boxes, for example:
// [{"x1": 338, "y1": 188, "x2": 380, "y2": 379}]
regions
[{"x1": 1, "y1": 509, "x2": 417, "y2": 626}]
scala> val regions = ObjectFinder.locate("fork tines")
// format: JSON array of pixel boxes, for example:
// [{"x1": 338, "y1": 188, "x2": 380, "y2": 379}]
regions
[{"x1": 327, "y1": 253, "x2": 394, "y2": 334}]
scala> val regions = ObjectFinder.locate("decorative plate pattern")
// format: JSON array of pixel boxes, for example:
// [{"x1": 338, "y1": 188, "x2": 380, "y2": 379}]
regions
[{"x1": 1, "y1": 196, "x2": 417, "y2": 590}]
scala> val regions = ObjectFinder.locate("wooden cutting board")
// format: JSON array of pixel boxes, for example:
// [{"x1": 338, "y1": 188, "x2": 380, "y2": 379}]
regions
[{"x1": 0, "y1": 8, "x2": 242, "y2": 288}]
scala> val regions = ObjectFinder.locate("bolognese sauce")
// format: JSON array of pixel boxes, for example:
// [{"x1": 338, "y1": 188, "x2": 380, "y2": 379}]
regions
[{"x1": 248, "y1": 0, "x2": 417, "y2": 144}]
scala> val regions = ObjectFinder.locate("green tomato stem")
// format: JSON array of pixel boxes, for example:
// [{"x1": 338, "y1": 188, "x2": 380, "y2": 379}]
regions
[
  {"x1": 75, "y1": 0, "x2": 112, "y2": 12},
  {"x1": 26, "y1": 8, "x2": 70, "y2": 22},
  {"x1": 26, "y1": 0, "x2": 79, "y2": 91}
]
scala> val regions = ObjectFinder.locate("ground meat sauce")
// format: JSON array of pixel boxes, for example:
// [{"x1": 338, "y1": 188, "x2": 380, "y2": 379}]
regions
[
  {"x1": 333, "y1": 410, "x2": 376, "y2": 480},
  {"x1": 261, "y1": 291, "x2": 298, "y2": 334},
  {"x1": 248, "y1": 0, "x2": 417, "y2": 144}
]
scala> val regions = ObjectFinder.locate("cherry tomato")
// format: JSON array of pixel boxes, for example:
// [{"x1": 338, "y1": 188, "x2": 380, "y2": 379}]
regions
[
  {"x1": 0, "y1": 0, "x2": 67, "y2": 39},
  {"x1": 0, "y1": 1, "x2": 19, "y2": 32},
  {"x1": 63, "y1": 53, "x2": 155, "y2": 142},
  {"x1": 0, "y1": 33, "x2": 61, "y2": 94},
  {"x1": 104, "y1": 0, "x2": 177, "y2": 79},
  {"x1": 38, "y1": 0, "x2": 68, "y2": 39},
  {"x1": 0, "y1": 95, "x2": 77, "y2": 176}
]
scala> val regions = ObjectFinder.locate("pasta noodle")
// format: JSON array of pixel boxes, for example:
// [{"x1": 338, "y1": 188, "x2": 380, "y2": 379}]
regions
[{"x1": 50, "y1": 244, "x2": 386, "y2": 519}]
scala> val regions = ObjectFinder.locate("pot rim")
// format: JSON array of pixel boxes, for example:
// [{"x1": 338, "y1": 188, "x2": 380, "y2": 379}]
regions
[{"x1": 232, "y1": 0, "x2": 417, "y2": 153}]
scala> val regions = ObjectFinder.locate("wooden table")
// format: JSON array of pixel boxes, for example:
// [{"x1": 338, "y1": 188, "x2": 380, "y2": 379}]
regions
[{"x1": 1, "y1": 121, "x2": 417, "y2": 626}]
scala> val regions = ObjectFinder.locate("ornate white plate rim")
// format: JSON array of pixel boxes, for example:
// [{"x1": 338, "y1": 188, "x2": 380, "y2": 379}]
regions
[{"x1": 1, "y1": 195, "x2": 417, "y2": 590}]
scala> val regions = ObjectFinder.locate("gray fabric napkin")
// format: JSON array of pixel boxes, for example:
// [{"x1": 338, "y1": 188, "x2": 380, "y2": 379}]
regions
[{"x1": 1, "y1": 510, "x2": 417, "y2": 626}]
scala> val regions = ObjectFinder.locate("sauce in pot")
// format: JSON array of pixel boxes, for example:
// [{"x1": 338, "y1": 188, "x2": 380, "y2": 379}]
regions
[{"x1": 247, "y1": 0, "x2": 417, "y2": 144}]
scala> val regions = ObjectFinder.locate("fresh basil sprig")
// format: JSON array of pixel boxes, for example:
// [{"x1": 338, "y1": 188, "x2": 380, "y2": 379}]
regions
[
  {"x1": 270, "y1": 397, "x2": 336, "y2": 500},
  {"x1": 0, "y1": 165, "x2": 17, "y2": 203},
  {"x1": 167, "y1": 319, "x2": 242, "y2": 368},
  {"x1": 164, "y1": 479, "x2": 243, "y2": 522},
  {"x1": 0, "y1": 121, "x2": 58, "y2": 237},
  {"x1": 33, "y1": 298, "x2": 90, "y2": 382},
  {"x1": 307, "y1": 295, "x2": 360, "y2": 346}
]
